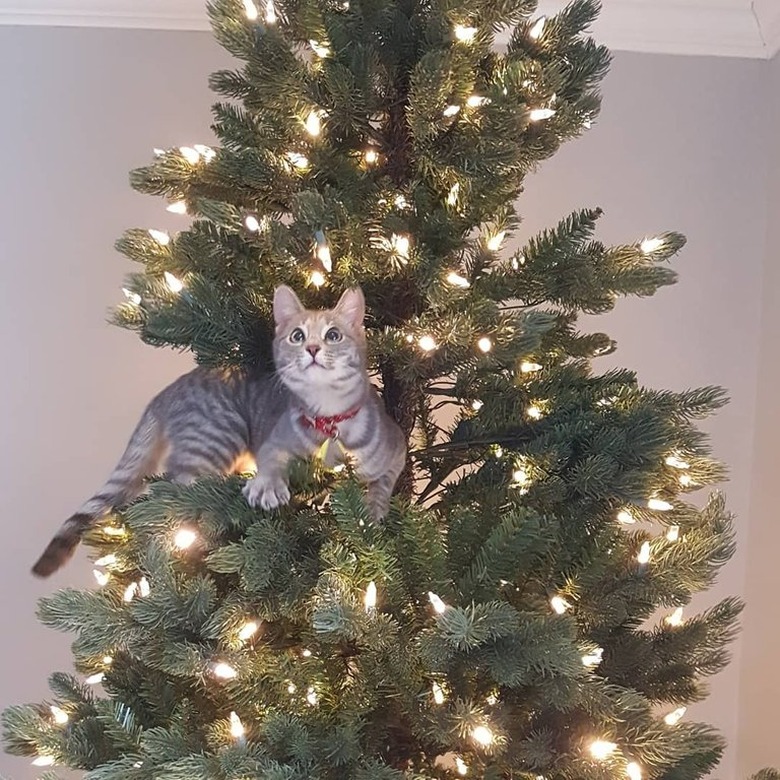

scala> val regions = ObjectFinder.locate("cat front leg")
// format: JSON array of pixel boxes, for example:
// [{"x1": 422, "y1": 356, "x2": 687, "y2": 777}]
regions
[{"x1": 242, "y1": 437, "x2": 293, "y2": 511}]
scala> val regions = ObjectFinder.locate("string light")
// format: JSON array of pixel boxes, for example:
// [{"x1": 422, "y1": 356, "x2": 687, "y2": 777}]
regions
[
  {"x1": 512, "y1": 467, "x2": 530, "y2": 487},
  {"x1": 486, "y1": 231, "x2": 506, "y2": 251},
  {"x1": 431, "y1": 682, "x2": 445, "y2": 705},
  {"x1": 139, "y1": 577, "x2": 151, "y2": 598},
  {"x1": 486, "y1": 693, "x2": 498, "y2": 705},
  {"x1": 32, "y1": 756, "x2": 56, "y2": 767},
  {"x1": 103, "y1": 525, "x2": 126, "y2": 537},
  {"x1": 527, "y1": 404, "x2": 544, "y2": 420},
  {"x1": 148, "y1": 229, "x2": 171, "y2": 246},
  {"x1": 302, "y1": 648, "x2": 313, "y2": 657},
  {"x1": 447, "y1": 182, "x2": 460, "y2": 206},
  {"x1": 529, "y1": 108, "x2": 556, "y2": 121},
  {"x1": 443, "y1": 104, "x2": 461, "y2": 118},
  {"x1": 529, "y1": 16, "x2": 546, "y2": 39},
  {"x1": 309, "y1": 270, "x2": 326, "y2": 288},
  {"x1": 664, "y1": 706, "x2": 687, "y2": 726},
  {"x1": 477, "y1": 337, "x2": 493, "y2": 353},
  {"x1": 520, "y1": 360, "x2": 542, "y2": 373},
  {"x1": 641, "y1": 237, "x2": 664, "y2": 254},
  {"x1": 123, "y1": 582, "x2": 138, "y2": 603},
  {"x1": 174, "y1": 528, "x2": 198, "y2": 549},
  {"x1": 447, "y1": 271, "x2": 470, "y2": 288},
  {"x1": 364, "y1": 581, "x2": 377, "y2": 612},
  {"x1": 287, "y1": 682, "x2": 297, "y2": 693},
  {"x1": 391, "y1": 233, "x2": 410, "y2": 261},
  {"x1": 679, "y1": 474, "x2": 693, "y2": 487},
  {"x1": 306, "y1": 686, "x2": 318, "y2": 705},
  {"x1": 590, "y1": 740, "x2": 617, "y2": 761},
  {"x1": 617, "y1": 510, "x2": 636, "y2": 525},
  {"x1": 394, "y1": 194, "x2": 409, "y2": 209},
  {"x1": 637, "y1": 541, "x2": 651, "y2": 565},
  {"x1": 93, "y1": 569, "x2": 110, "y2": 587},
  {"x1": 418, "y1": 335, "x2": 437, "y2": 352},
  {"x1": 239, "y1": 621, "x2": 259, "y2": 641},
  {"x1": 648, "y1": 498, "x2": 673, "y2": 511},
  {"x1": 471, "y1": 725, "x2": 494, "y2": 747},
  {"x1": 95, "y1": 553, "x2": 117, "y2": 566},
  {"x1": 665, "y1": 455, "x2": 690, "y2": 469},
  {"x1": 164, "y1": 272, "x2": 184, "y2": 294},
  {"x1": 665, "y1": 607, "x2": 684, "y2": 627},
  {"x1": 364, "y1": 147, "x2": 379, "y2": 165},
  {"x1": 229, "y1": 711, "x2": 245, "y2": 739},
  {"x1": 471, "y1": 400, "x2": 483, "y2": 411},
  {"x1": 193, "y1": 144, "x2": 216, "y2": 162},
  {"x1": 455, "y1": 756, "x2": 469, "y2": 775},
  {"x1": 242, "y1": 0, "x2": 259, "y2": 20},
  {"x1": 50, "y1": 705, "x2": 69, "y2": 725},
  {"x1": 85, "y1": 672, "x2": 105, "y2": 685},
  {"x1": 667, "y1": 525, "x2": 680, "y2": 542},
  {"x1": 167, "y1": 200, "x2": 187, "y2": 215},
  {"x1": 102, "y1": 655, "x2": 114, "y2": 666},
  {"x1": 286, "y1": 152, "x2": 310, "y2": 170},
  {"x1": 153, "y1": 148, "x2": 166, "y2": 157},
  {"x1": 582, "y1": 647, "x2": 604, "y2": 668},
  {"x1": 454, "y1": 24, "x2": 478, "y2": 42},
  {"x1": 467, "y1": 95, "x2": 490, "y2": 107},
  {"x1": 265, "y1": 0, "x2": 277, "y2": 23},
  {"x1": 305, "y1": 110, "x2": 322, "y2": 137},
  {"x1": 309, "y1": 39, "x2": 331, "y2": 57},
  {"x1": 315, "y1": 232, "x2": 332, "y2": 272},
  {"x1": 245, "y1": 215, "x2": 262, "y2": 232},
  {"x1": 213, "y1": 662, "x2": 238, "y2": 679},
  {"x1": 179, "y1": 146, "x2": 201, "y2": 164},
  {"x1": 550, "y1": 595, "x2": 570, "y2": 614},
  {"x1": 428, "y1": 591, "x2": 447, "y2": 614},
  {"x1": 511, "y1": 255, "x2": 524, "y2": 270},
  {"x1": 626, "y1": 762, "x2": 642, "y2": 780}
]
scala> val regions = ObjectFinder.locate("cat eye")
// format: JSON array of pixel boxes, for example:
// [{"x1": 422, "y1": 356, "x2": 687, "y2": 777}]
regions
[
  {"x1": 324, "y1": 327, "x2": 342, "y2": 343},
  {"x1": 289, "y1": 328, "x2": 305, "y2": 343}
]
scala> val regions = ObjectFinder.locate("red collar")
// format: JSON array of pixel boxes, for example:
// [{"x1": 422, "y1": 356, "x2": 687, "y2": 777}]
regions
[{"x1": 299, "y1": 406, "x2": 361, "y2": 439}]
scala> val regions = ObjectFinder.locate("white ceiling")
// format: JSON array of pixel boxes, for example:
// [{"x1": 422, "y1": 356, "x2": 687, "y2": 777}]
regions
[{"x1": 0, "y1": 0, "x2": 778, "y2": 59}]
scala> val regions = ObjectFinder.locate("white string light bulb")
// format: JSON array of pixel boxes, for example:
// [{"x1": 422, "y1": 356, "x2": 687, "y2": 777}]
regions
[
  {"x1": 103, "y1": 655, "x2": 114, "y2": 665},
  {"x1": 418, "y1": 335, "x2": 437, "y2": 352},
  {"x1": 103, "y1": 525, "x2": 126, "y2": 537},
  {"x1": 391, "y1": 233, "x2": 410, "y2": 261},
  {"x1": 467, "y1": 95, "x2": 490, "y2": 108},
  {"x1": 309, "y1": 270, "x2": 326, "y2": 288},
  {"x1": 428, "y1": 591, "x2": 447, "y2": 614},
  {"x1": 550, "y1": 595, "x2": 570, "y2": 614},
  {"x1": 265, "y1": 0, "x2": 277, "y2": 23},
  {"x1": 477, "y1": 337, "x2": 493, "y2": 353},
  {"x1": 32, "y1": 756, "x2": 56, "y2": 767},
  {"x1": 95, "y1": 553, "x2": 117, "y2": 566},
  {"x1": 512, "y1": 468, "x2": 529, "y2": 486},
  {"x1": 454, "y1": 24, "x2": 478, "y2": 42},
  {"x1": 139, "y1": 577, "x2": 151, "y2": 598},
  {"x1": 626, "y1": 761, "x2": 642, "y2": 780},
  {"x1": 239, "y1": 621, "x2": 259, "y2": 641},
  {"x1": 148, "y1": 229, "x2": 171, "y2": 246},
  {"x1": 648, "y1": 498, "x2": 673, "y2": 512},
  {"x1": 364, "y1": 581, "x2": 377, "y2": 612},
  {"x1": 50, "y1": 705, "x2": 69, "y2": 725},
  {"x1": 306, "y1": 686, "x2": 318, "y2": 705},
  {"x1": 471, "y1": 400, "x2": 483, "y2": 411},
  {"x1": 486, "y1": 231, "x2": 506, "y2": 251},
  {"x1": 85, "y1": 672, "x2": 105, "y2": 685},
  {"x1": 664, "y1": 706, "x2": 687, "y2": 726},
  {"x1": 309, "y1": 40, "x2": 331, "y2": 57},
  {"x1": 193, "y1": 144, "x2": 216, "y2": 162},
  {"x1": 242, "y1": 0, "x2": 259, "y2": 21},
  {"x1": 529, "y1": 16, "x2": 546, "y2": 39},
  {"x1": 641, "y1": 237, "x2": 664, "y2": 254},
  {"x1": 617, "y1": 510, "x2": 636, "y2": 525},
  {"x1": 174, "y1": 528, "x2": 198, "y2": 549},
  {"x1": 679, "y1": 474, "x2": 693, "y2": 487},
  {"x1": 229, "y1": 711, "x2": 245, "y2": 739},
  {"x1": 431, "y1": 681, "x2": 445, "y2": 705},
  {"x1": 443, "y1": 104, "x2": 461, "y2": 118},
  {"x1": 167, "y1": 200, "x2": 187, "y2": 215},
  {"x1": 447, "y1": 182, "x2": 460, "y2": 206},
  {"x1": 529, "y1": 108, "x2": 556, "y2": 121},
  {"x1": 164, "y1": 272, "x2": 184, "y2": 294},
  {"x1": 665, "y1": 455, "x2": 690, "y2": 469},
  {"x1": 287, "y1": 682, "x2": 297, "y2": 693},
  {"x1": 179, "y1": 146, "x2": 201, "y2": 164},
  {"x1": 364, "y1": 147, "x2": 379, "y2": 165},
  {"x1": 582, "y1": 647, "x2": 604, "y2": 668},
  {"x1": 286, "y1": 151, "x2": 309, "y2": 169},
  {"x1": 520, "y1": 361, "x2": 542, "y2": 373},
  {"x1": 471, "y1": 725, "x2": 494, "y2": 747},
  {"x1": 305, "y1": 110, "x2": 322, "y2": 137},
  {"x1": 637, "y1": 541, "x2": 651, "y2": 565},
  {"x1": 666, "y1": 607, "x2": 684, "y2": 627},
  {"x1": 124, "y1": 582, "x2": 138, "y2": 603},
  {"x1": 527, "y1": 404, "x2": 543, "y2": 420},
  {"x1": 667, "y1": 525, "x2": 681, "y2": 542},
  {"x1": 455, "y1": 756, "x2": 469, "y2": 775},
  {"x1": 245, "y1": 215, "x2": 261, "y2": 232},
  {"x1": 213, "y1": 662, "x2": 238, "y2": 679},
  {"x1": 93, "y1": 569, "x2": 110, "y2": 587},
  {"x1": 590, "y1": 740, "x2": 617, "y2": 761},
  {"x1": 447, "y1": 271, "x2": 470, "y2": 288},
  {"x1": 302, "y1": 648, "x2": 313, "y2": 657},
  {"x1": 315, "y1": 237, "x2": 332, "y2": 272}
]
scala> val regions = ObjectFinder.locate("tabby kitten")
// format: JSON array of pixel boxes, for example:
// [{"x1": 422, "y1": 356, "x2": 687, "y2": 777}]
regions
[{"x1": 33, "y1": 286, "x2": 407, "y2": 577}]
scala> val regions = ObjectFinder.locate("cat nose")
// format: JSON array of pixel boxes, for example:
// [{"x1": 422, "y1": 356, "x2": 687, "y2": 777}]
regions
[{"x1": 306, "y1": 345, "x2": 321, "y2": 357}]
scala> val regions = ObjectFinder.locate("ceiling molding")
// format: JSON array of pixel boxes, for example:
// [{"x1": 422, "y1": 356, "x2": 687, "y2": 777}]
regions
[{"x1": 0, "y1": 0, "x2": 778, "y2": 59}]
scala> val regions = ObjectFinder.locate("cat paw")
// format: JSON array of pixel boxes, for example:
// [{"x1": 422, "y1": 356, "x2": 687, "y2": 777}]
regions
[{"x1": 243, "y1": 475, "x2": 291, "y2": 511}]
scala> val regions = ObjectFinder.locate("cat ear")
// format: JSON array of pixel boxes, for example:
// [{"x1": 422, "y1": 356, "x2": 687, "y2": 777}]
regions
[
  {"x1": 334, "y1": 287, "x2": 365, "y2": 329},
  {"x1": 273, "y1": 286, "x2": 304, "y2": 325}
]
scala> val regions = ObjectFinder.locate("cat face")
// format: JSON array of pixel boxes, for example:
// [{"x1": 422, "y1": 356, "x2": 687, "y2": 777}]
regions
[{"x1": 272, "y1": 286, "x2": 367, "y2": 398}]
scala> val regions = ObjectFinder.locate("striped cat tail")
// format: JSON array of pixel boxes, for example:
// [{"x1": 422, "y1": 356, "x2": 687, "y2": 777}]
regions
[{"x1": 32, "y1": 413, "x2": 163, "y2": 578}]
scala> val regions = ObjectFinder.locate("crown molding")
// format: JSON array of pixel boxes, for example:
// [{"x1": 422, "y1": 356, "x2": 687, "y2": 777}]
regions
[{"x1": 0, "y1": 0, "x2": 778, "y2": 59}]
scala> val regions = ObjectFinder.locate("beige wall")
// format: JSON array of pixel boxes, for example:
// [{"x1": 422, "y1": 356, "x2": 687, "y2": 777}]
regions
[{"x1": 0, "y1": 25, "x2": 775, "y2": 780}]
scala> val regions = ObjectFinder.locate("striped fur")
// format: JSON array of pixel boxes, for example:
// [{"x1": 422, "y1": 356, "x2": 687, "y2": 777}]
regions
[{"x1": 32, "y1": 287, "x2": 406, "y2": 577}]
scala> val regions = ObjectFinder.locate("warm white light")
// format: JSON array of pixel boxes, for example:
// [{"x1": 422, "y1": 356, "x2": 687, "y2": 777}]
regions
[
  {"x1": 193, "y1": 144, "x2": 216, "y2": 162},
  {"x1": 477, "y1": 337, "x2": 493, "y2": 353},
  {"x1": 447, "y1": 182, "x2": 460, "y2": 206},
  {"x1": 455, "y1": 756, "x2": 469, "y2": 775},
  {"x1": 447, "y1": 271, "x2": 470, "y2": 288},
  {"x1": 174, "y1": 528, "x2": 198, "y2": 549},
  {"x1": 679, "y1": 474, "x2": 693, "y2": 487},
  {"x1": 454, "y1": 24, "x2": 478, "y2": 42},
  {"x1": 93, "y1": 569, "x2": 110, "y2": 587},
  {"x1": 180, "y1": 146, "x2": 201, "y2": 164},
  {"x1": 167, "y1": 200, "x2": 187, "y2": 215},
  {"x1": 471, "y1": 400, "x2": 483, "y2": 411},
  {"x1": 512, "y1": 468, "x2": 529, "y2": 486},
  {"x1": 550, "y1": 595, "x2": 570, "y2": 614},
  {"x1": 139, "y1": 577, "x2": 151, "y2": 598},
  {"x1": 364, "y1": 581, "x2": 377, "y2": 612},
  {"x1": 494, "y1": 446, "x2": 504, "y2": 458},
  {"x1": 310, "y1": 270, "x2": 326, "y2": 288},
  {"x1": 666, "y1": 607, "x2": 684, "y2": 627},
  {"x1": 428, "y1": 591, "x2": 447, "y2": 614},
  {"x1": 287, "y1": 682, "x2": 297, "y2": 693},
  {"x1": 527, "y1": 405, "x2": 543, "y2": 420},
  {"x1": 286, "y1": 152, "x2": 310, "y2": 170},
  {"x1": 309, "y1": 39, "x2": 331, "y2": 57},
  {"x1": 316, "y1": 241, "x2": 333, "y2": 272},
  {"x1": 364, "y1": 147, "x2": 379, "y2": 165},
  {"x1": 418, "y1": 335, "x2": 437, "y2": 352},
  {"x1": 471, "y1": 725, "x2": 494, "y2": 747},
  {"x1": 149, "y1": 229, "x2": 171, "y2": 246},
  {"x1": 626, "y1": 762, "x2": 642, "y2": 780},
  {"x1": 648, "y1": 498, "x2": 673, "y2": 512},
  {"x1": 305, "y1": 110, "x2": 322, "y2": 137},
  {"x1": 103, "y1": 655, "x2": 114, "y2": 665},
  {"x1": 32, "y1": 756, "x2": 56, "y2": 767},
  {"x1": 529, "y1": 16, "x2": 546, "y2": 39},
  {"x1": 239, "y1": 621, "x2": 259, "y2": 641},
  {"x1": 590, "y1": 740, "x2": 617, "y2": 761},
  {"x1": 243, "y1": 0, "x2": 259, "y2": 21},
  {"x1": 245, "y1": 215, "x2": 261, "y2": 232},
  {"x1": 265, "y1": 0, "x2": 277, "y2": 23},
  {"x1": 95, "y1": 553, "x2": 117, "y2": 566},
  {"x1": 302, "y1": 648, "x2": 313, "y2": 657},
  {"x1": 664, "y1": 706, "x2": 687, "y2": 726},
  {"x1": 667, "y1": 525, "x2": 681, "y2": 542},
  {"x1": 637, "y1": 541, "x2": 651, "y2": 565},
  {"x1": 154, "y1": 148, "x2": 166, "y2": 157},
  {"x1": 443, "y1": 104, "x2": 461, "y2": 118},
  {"x1": 486, "y1": 693, "x2": 498, "y2": 705},
  {"x1": 519, "y1": 361, "x2": 542, "y2": 374},
  {"x1": 529, "y1": 108, "x2": 556, "y2": 121},
  {"x1": 665, "y1": 455, "x2": 690, "y2": 469},
  {"x1": 641, "y1": 237, "x2": 664, "y2": 254},
  {"x1": 582, "y1": 647, "x2": 604, "y2": 668},
  {"x1": 391, "y1": 234, "x2": 411, "y2": 261},
  {"x1": 306, "y1": 686, "x2": 318, "y2": 705},
  {"x1": 213, "y1": 662, "x2": 238, "y2": 679},
  {"x1": 486, "y1": 231, "x2": 506, "y2": 251},
  {"x1": 164, "y1": 272, "x2": 184, "y2": 294},
  {"x1": 103, "y1": 525, "x2": 126, "y2": 537},
  {"x1": 467, "y1": 95, "x2": 490, "y2": 107},
  {"x1": 394, "y1": 194, "x2": 409, "y2": 209},
  {"x1": 124, "y1": 582, "x2": 138, "y2": 603},
  {"x1": 50, "y1": 705, "x2": 69, "y2": 725},
  {"x1": 229, "y1": 711, "x2": 245, "y2": 738},
  {"x1": 617, "y1": 510, "x2": 636, "y2": 525},
  {"x1": 85, "y1": 672, "x2": 105, "y2": 685},
  {"x1": 432, "y1": 682, "x2": 445, "y2": 705}
]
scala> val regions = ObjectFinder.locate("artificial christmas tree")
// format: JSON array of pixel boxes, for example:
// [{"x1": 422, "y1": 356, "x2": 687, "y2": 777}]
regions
[{"x1": 2, "y1": 0, "x2": 767, "y2": 778}]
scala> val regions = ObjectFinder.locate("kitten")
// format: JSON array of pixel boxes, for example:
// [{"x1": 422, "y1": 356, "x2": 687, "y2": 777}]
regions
[{"x1": 32, "y1": 286, "x2": 407, "y2": 577}]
